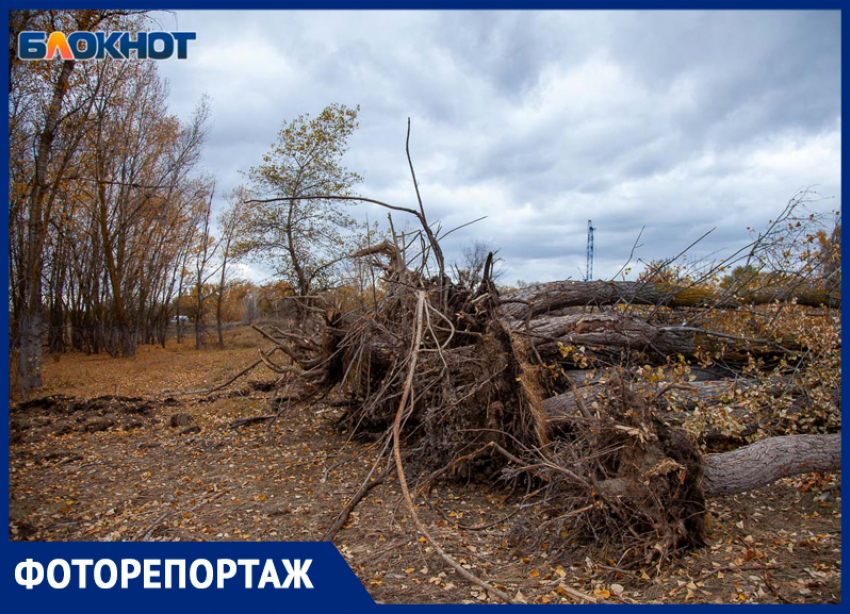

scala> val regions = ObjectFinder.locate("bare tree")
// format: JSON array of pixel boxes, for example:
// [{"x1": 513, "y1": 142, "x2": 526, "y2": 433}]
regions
[{"x1": 454, "y1": 239, "x2": 503, "y2": 288}]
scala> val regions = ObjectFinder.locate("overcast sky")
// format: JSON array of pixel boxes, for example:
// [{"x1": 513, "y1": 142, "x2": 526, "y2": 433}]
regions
[{"x1": 155, "y1": 10, "x2": 841, "y2": 285}]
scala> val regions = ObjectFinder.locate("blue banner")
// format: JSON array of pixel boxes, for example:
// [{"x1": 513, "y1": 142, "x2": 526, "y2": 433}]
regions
[{"x1": 5, "y1": 542, "x2": 374, "y2": 609}]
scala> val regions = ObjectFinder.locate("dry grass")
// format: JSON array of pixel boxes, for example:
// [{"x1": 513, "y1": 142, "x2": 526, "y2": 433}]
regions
[{"x1": 27, "y1": 327, "x2": 276, "y2": 400}]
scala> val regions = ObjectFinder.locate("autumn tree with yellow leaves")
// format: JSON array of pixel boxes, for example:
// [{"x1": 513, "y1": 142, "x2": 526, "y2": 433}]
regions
[
  {"x1": 9, "y1": 10, "x2": 211, "y2": 396},
  {"x1": 235, "y1": 103, "x2": 363, "y2": 302}
]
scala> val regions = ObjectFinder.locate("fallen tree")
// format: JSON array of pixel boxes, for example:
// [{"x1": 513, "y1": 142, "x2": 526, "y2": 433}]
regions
[
  {"x1": 542, "y1": 378, "x2": 763, "y2": 426},
  {"x1": 500, "y1": 280, "x2": 840, "y2": 318},
  {"x1": 208, "y1": 135, "x2": 840, "y2": 599},
  {"x1": 240, "y1": 220, "x2": 839, "y2": 572},
  {"x1": 511, "y1": 312, "x2": 800, "y2": 364},
  {"x1": 702, "y1": 433, "x2": 841, "y2": 496}
]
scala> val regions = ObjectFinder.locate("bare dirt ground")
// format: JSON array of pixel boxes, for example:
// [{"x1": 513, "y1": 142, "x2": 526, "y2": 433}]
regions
[{"x1": 9, "y1": 327, "x2": 841, "y2": 603}]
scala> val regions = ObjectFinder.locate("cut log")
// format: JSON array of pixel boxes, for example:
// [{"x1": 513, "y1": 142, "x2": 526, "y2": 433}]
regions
[
  {"x1": 513, "y1": 313, "x2": 694, "y2": 356},
  {"x1": 541, "y1": 379, "x2": 761, "y2": 427},
  {"x1": 511, "y1": 313, "x2": 799, "y2": 361},
  {"x1": 559, "y1": 366, "x2": 736, "y2": 385},
  {"x1": 500, "y1": 280, "x2": 840, "y2": 319},
  {"x1": 702, "y1": 433, "x2": 841, "y2": 496}
]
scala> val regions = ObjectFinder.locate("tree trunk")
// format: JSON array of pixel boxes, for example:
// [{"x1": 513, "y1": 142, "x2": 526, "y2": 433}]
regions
[
  {"x1": 195, "y1": 308, "x2": 203, "y2": 351},
  {"x1": 195, "y1": 275, "x2": 203, "y2": 350},
  {"x1": 512, "y1": 313, "x2": 798, "y2": 363},
  {"x1": 18, "y1": 310, "x2": 43, "y2": 399},
  {"x1": 120, "y1": 323, "x2": 136, "y2": 358},
  {"x1": 176, "y1": 290, "x2": 184, "y2": 344},
  {"x1": 542, "y1": 379, "x2": 761, "y2": 427},
  {"x1": 18, "y1": 59, "x2": 77, "y2": 399},
  {"x1": 514, "y1": 313, "x2": 696, "y2": 356},
  {"x1": 500, "y1": 280, "x2": 840, "y2": 319},
  {"x1": 216, "y1": 254, "x2": 228, "y2": 348},
  {"x1": 702, "y1": 434, "x2": 841, "y2": 496}
]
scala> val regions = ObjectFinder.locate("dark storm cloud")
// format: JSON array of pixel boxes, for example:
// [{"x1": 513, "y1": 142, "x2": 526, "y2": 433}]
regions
[{"x1": 155, "y1": 10, "x2": 840, "y2": 284}]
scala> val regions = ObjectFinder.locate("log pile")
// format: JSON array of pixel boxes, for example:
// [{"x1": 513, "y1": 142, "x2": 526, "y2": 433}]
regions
[{"x1": 229, "y1": 182, "x2": 839, "y2": 599}]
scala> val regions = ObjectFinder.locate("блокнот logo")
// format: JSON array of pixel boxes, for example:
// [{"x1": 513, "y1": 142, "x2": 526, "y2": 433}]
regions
[{"x1": 18, "y1": 31, "x2": 196, "y2": 60}]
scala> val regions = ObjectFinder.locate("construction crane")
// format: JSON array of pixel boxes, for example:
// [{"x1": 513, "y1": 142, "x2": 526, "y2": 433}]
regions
[{"x1": 585, "y1": 219, "x2": 595, "y2": 282}]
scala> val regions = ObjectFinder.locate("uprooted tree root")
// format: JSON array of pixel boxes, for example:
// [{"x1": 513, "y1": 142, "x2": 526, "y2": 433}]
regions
[
  {"x1": 202, "y1": 137, "x2": 839, "y2": 601},
  {"x1": 509, "y1": 378, "x2": 707, "y2": 569},
  {"x1": 242, "y1": 238, "x2": 716, "y2": 595},
  {"x1": 197, "y1": 219, "x2": 839, "y2": 602}
]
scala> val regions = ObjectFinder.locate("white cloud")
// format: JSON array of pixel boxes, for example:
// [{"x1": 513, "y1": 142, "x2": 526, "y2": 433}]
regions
[{"x1": 155, "y1": 10, "x2": 840, "y2": 284}]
